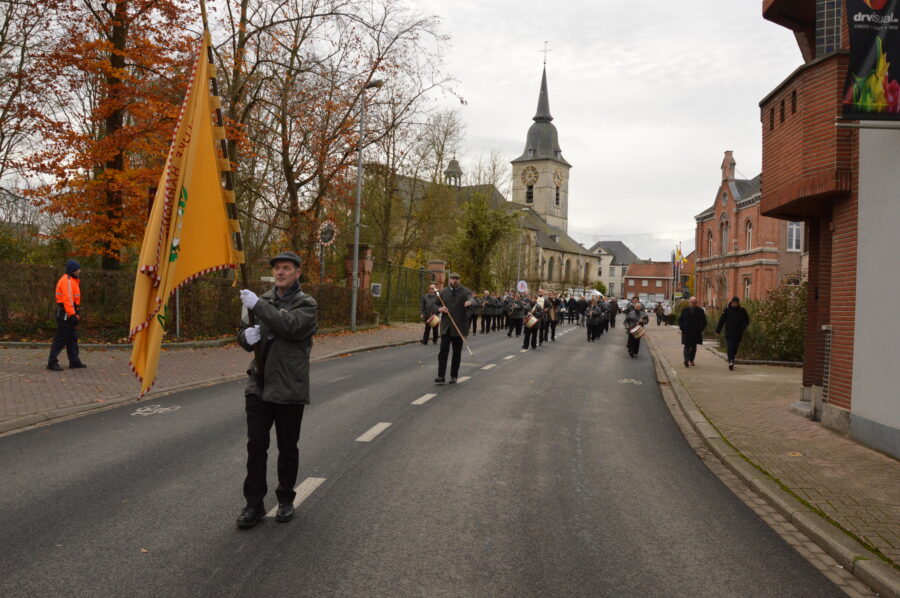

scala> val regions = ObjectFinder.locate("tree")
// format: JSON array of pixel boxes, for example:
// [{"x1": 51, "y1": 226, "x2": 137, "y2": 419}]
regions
[
  {"x1": 593, "y1": 281, "x2": 607, "y2": 294},
  {"x1": 446, "y1": 191, "x2": 516, "y2": 291}
]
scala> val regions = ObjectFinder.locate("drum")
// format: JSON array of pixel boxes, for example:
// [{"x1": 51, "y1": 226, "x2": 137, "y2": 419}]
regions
[
  {"x1": 524, "y1": 313, "x2": 539, "y2": 329},
  {"x1": 426, "y1": 314, "x2": 440, "y2": 328},
  {"x1": 629, "y1": 324, "x2": 646, "y2": 339}
]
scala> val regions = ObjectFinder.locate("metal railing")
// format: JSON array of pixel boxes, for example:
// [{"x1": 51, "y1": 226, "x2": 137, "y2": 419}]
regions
[{"x1": 370, "y1": 262, "x2": 428, "y2": 324}]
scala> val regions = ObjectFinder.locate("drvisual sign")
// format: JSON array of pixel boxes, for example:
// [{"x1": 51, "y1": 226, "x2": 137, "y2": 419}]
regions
[{"x1": 843, "y1": 0, "x2": 900, "y2": 119}]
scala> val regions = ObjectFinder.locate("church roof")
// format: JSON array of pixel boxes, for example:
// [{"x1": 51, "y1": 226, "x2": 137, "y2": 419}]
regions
[
  {"x1": 507, "y1": 205, "x2": 589, "y2": 256},
  {"x1": 587, "y1": 240, "x2": 641, "y2": 265},
  {"x1": 511, "y1": 66, "x2": 571, "y2": 167}
]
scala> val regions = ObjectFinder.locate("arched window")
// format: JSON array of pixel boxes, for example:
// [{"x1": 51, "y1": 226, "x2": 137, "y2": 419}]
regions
[
  {"x1": 706, "y1": 230, "x2": 713, "y2": 257},
  {"x1": 547, "y1": 256, "x2": 555, "y2": 282},
  {"x1": 745, "y1": 219, "x2": 753, "y2": 250},
  {"x1": 526, "y1": 185, "x2": 534, "y2": 203},
  {"x1": 564, "y1": 259, "x2": 571, "y2": 281},
  {"x1": 584, "y1": 262, "x2": 590, "y2": 284},
  {"x1": 720, "y1": 217, "x2": 729, "y2": 255}
]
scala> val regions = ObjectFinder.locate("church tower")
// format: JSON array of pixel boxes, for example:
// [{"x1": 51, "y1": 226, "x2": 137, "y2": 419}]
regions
[{"x1": 511, "y1": 65, "x2": 572, "y2": 232}]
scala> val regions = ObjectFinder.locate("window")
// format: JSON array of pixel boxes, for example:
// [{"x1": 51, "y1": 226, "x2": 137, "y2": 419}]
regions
[
  {"x1": 743, "y1": 277, "x2": 752, "y2": 300},
  {"x1": 791, "y1": 90, "x2": 797, "y2": 114},
  {"x1": 547, "y1": 256, "x2": 555, "y2": 282},
  {"x1": 655, "y1": 280, "x2": 662, "y2": 288},
  {"x1": 787, "y1": 221, "x2": 802, "y2": 251},
  {"x1": 769, "y1": 108, "x2": 774, "y2": 131},
  {"x1": 526, "y1": 185, "x2": 533, "y2": 203},
  {"x1": 609, "y1": 266, "x2": 615, "y2": 277},
  {"x1": 609, "y1": 282, "x2": 615, "y2": 294},
  {"x1": 597, "y1": 266, "x2": 602, "y2": 277},
  {"x1": 555, "y1": 186, "x2": 560, "y2": 206},
  {"x1": 720, "y1": 218, "x2": 729, "y2": 255},
  {"x1": 641, "y1": 279, "x2": 648, "y2": 287},
  {"x1": 745, "y1": 219, "x2": 753, "y2": 250},
  {"x1": 706, "y1": 231, "x2": 713, "y2": 257},
  {"x1": 721, "y1": 192, "x2": 728, "y2": 206},
  {"x1": 780, "y1": 99, "x2": 785, "y2": 123}
]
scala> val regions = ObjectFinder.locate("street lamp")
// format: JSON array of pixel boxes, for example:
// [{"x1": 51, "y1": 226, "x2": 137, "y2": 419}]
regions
[{"x1": 350, "y1": 79, "x2": 384, "y2": 331}]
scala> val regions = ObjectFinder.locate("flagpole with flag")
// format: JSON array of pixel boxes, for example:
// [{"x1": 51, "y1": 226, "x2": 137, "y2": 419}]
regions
[{"x1": 129, "y1": 25, "x2": 246, "y2": 397}]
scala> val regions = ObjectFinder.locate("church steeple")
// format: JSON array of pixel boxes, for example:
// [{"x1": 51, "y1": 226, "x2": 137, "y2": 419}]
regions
[{"x1": 534, "y1": 66, "x2": 553, "y2": 122}]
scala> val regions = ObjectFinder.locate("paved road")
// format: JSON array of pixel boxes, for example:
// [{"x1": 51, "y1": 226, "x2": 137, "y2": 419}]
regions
[{"x1": 0, "y1": 323, "x2": 843, "y2": 597}]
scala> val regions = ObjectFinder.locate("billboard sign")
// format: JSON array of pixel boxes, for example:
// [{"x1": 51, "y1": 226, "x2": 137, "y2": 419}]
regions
[{"x1": 843, "y1": 0, "x2": 900, "y2": 119}]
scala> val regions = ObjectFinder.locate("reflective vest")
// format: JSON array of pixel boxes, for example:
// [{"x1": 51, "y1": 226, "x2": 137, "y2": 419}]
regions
[{"x1": 55, "y1": 274, "x2": 81, "y2": 318}]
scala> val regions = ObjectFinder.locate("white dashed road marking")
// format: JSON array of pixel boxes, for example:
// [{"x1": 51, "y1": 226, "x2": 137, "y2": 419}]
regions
[
  {"x1": 504, "y1": 355, "x2": 515, "y2": 360},
  {"x1": 356, "y1": 422, "x2": 392, "y2": 442},
  {"x1": 482, "y1": 364, "x2": 496, "y2": 370},
  {"x1": 412, "y1": 393, "x2": 437, "y2": 405},
  {"x1": 456, "y1": 376, "x2": 471, "y2": 383},
  {"x1": 520, "y1": 349, "x2": 529, "y2": 353},
  {"x1": 267, "y1": 477, "x2": 326, "y2": 517}
]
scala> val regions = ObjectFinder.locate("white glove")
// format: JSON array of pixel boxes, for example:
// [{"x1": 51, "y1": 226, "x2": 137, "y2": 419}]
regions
[
  {"x1": 240, "y1": 289, "x2": 259, "y2": 310},
  {"x1": 243, "y1": 325, "x2": 261, "y2": 346}
]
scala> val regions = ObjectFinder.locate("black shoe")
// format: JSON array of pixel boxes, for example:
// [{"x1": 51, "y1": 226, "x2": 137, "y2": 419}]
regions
[
  {"x1": 236, "y1": 505, "x2": 265, "y2": 529},
  {"x1": 47, "y1": 363, "x2": 64, "y2": 371},
  {"x1": 507, "y1": 332, "x2": 512, "y2": 337},
  {"x1": 275, "y1": 503, "x2": 294, "y2": 523},
  {"x1": 729, "y1": 362, "x2": 734, "y2": 371},
  {"x1": 69, "y1": 362, "x2": 87, "y2": 369},
  {"x1": 420, "y1": 340, "x2": 428, "y2": 345},
  {"x1": 684, "y1": 360, "x2": 689, "y2": 367},
  {"x1": 449, "y1": 377, "x2": 457, "y2": 384},
  {"x1": 434, "y1": 377, "x2": 445, "y2": 385}
]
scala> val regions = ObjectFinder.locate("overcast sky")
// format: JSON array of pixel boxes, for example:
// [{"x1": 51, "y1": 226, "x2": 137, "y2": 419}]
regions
[{"x1": 409, "y1": 0, "x2": 803, "y2": 261}]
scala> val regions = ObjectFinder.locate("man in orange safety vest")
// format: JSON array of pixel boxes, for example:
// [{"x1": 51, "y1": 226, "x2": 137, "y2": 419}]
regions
[{"x1": 47, "y1": 259, "x2": 86, "y2": 371}]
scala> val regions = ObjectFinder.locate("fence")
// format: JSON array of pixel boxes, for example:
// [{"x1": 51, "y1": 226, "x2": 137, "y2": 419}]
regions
[
  {"x1": 0, "y1": 262, "x2": 376, "y2": 342},
  {"x1": 369, "y1": 262, "x2": 429, "y2": 324}
]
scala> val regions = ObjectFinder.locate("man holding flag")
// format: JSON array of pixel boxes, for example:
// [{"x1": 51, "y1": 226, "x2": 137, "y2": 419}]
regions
[{"x1": 236, "y1": 251, "x2": 318, "y2": 529}]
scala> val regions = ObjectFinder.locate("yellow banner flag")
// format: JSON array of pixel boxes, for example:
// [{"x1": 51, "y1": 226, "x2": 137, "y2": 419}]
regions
[{"x1": 129, "y1": 33, "x2": 242, "y2": 397}]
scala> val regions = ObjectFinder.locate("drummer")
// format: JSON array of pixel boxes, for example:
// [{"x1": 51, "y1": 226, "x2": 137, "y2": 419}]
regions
[
  {"x1": 624, "y1": 301, "x2": 650, "y2": 358},
  {"x1": 522, "y1": 294, "x2": 543, "y2": 350},
  {"x1": 419, "y1": 284, "x2": 440, "y2": 345}
]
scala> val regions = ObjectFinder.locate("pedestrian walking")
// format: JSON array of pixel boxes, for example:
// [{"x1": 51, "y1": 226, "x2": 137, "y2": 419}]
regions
[
  {"x1": 678, "y1": 297, "x2": 707, "y2": 367},
  {"x1": 716, "y1": 296, "x2": 750, "y2": 370},
  {"x1": 419, "y1": 284, "x2": 440, "y2": 345},
  {"x1": 508, "y1": 293, "x2": 526, "y2": 337},
  {"x1": 655, "y1": 302, "x2": 664, "y2": 326},
  {"x1": 608, "y1": 297, "x2": 619, "y2": 328},
  {"x1": 435, "y1": 273, "x2": 473, "y2": 384},
  {"x1": 585, "y1": 299, "x2": 602, "y2": 342},
  {"x1": 663, "y1": 302, "x2": 672, "y2": 326},
  {"x1": 235, "y1": 251, "x2": 318, "y2": 529},
  {"x1": 624, "y1": 301, "x2": 650, "y2": 357},
  {"x1": 47, "y1": 259, "x2": 87, "y2": 371},
  {"x1": 522, "y1": 295, "x2": 542, "y2": 350}
]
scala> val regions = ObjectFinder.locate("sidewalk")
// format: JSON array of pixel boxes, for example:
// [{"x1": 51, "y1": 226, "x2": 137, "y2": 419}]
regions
[
  {"x1": 645, "y1": 324, "x2": 900, "y2": 596},
  {"x1": 0, "y1": 323, "x2": 421, "y2": 434}
]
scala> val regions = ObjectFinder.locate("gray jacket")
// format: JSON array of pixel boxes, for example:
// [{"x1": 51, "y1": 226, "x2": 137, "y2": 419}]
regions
[{"x1": 238, "y1": 284, "x2": 318, "y2": 404}]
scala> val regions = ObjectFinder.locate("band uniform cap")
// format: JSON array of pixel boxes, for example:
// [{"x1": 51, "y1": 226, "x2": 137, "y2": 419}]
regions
[
  {"x1": 269, "y1": 251, "x2": 302, "y2": 267},
  {"x1": 448, "y1": 272, "x2": 460, "y2": 279}
]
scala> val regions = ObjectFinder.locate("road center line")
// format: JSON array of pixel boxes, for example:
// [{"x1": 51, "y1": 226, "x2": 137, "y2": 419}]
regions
[
  {"x1": 356, "y1": 422, "x2": 392, "y2": 442},
  {"x1": 456, "y1": 376, "x2": 471, "y2": 383},
  {"x1": 481, "y1": 364, "x2": 496, "y2": 370},
  {"x1": 412, "y1": 393, "x2": 437, "y2": 405},
  {"x1": 504, "y1": 355, "x2": 515, "y2": 360},
  {"x1": 266, "y1": 477, "x2": 327, "y2": 516},
  {"x1": 520, "y1": 349, "x2": 529, "y2": 353}
]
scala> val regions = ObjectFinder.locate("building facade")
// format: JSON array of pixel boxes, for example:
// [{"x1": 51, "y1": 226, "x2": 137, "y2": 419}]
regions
[
  {"x1": 588, "y1": 240, "x2": 641, "y2": 299},
  {"x1": 623, "y1": 262, "x2": 673, "y2": 303},
  {"x1": 694, "y1": 151, "x2": 803, "y2": 308},
  {"x1": 760, "y1": 0, "x2": 898, "y2": 457}
]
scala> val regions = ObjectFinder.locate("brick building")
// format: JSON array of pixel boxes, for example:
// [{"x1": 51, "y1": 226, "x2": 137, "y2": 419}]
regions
[
  {"x1": 694, "y1": 151, "x2": 803, "y2": 308},
  {"x1": 760, "y1": 0, "x2": 898, "y2": 457},
  {"x1": 623, "y1": 262, "x2": 673, "y2": 304}
]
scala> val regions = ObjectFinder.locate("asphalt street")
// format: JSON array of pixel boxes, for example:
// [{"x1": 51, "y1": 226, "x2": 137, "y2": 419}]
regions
[{"x1": 0, "y1": 322, "x2": 844, "y2": 597}]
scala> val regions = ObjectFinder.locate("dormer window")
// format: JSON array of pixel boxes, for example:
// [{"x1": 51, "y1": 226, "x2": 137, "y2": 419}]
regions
[{"x1": 528, "y1": 148, "x2": 534, "y2": 157}]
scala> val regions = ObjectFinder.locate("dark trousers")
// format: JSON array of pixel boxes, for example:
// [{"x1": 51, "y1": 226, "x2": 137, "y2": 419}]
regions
[
  {"x1": 244, "y1": 394, "x2": 305, "y2": 509},
  {"x1": 726, "y1": 337, "x2": 741, "y2": 362},
  {"x1": 587, "y1": 324, "x2": 600, "y2": 341},
  {"x1": 509, "y1": 318, "x2": 523, "y2": 337},
  {"x1": 656, "y1": 314, "x2": 663, "y2": 325},
  {"x1": 627, "y1": 334, "x2": 641, "y2": 355},
  {"x1": 684, "y1": 343, "x2": 698, "y2": 363},
  {"x1": 523, "y1": 325, "x2": 538, "y2": 348},
  {"x1": 601, "y1": 318, "x2": 609, "y2": 334},
  {"x1": 480, "y1": 314, "x2": 489, "y2": 333},
  {"x1": 539, "y1": 320, "x2": 548, "y2": 344},
  {"x1": 610, "y1": 314, "x2": 617, "y2": 328},
  {"x1": 422, "y1": 322, "x2": 438, "y2": 344},
  {"x1": 549, "y1": 320, "x2": 557, "y2": 340},
  {"x1": 438, "y1": 334, "x2": 464, "y2": 378},
  {"x1": 48, "y1": 318, "x2": 80, "y2": 367},
  {"x1": 469, "y1": 314, "x2": 478, "y2": 334}
]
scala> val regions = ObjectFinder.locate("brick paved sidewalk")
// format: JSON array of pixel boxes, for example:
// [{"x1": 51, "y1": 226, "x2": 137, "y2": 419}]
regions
[
  {"x1": 0, "y1": 323, "x2": 421, "y2": 432},
  {"x1": 647, "y1": 324, "x2": 900, "y2": 566}
]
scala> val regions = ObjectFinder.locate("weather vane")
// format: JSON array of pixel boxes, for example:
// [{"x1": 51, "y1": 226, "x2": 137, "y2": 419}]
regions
[{"x1": 542, "y1": 41, "x2": 551, "y2": 66}]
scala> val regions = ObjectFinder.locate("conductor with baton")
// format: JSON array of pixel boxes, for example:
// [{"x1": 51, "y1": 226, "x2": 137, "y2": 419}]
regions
[{"x1": 435, "y1": 272, "x2": 473, "y2": 385}]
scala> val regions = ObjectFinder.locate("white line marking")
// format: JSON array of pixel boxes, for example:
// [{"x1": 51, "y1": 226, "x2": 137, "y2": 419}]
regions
[
  {"x1": 412, "y1": 393, "x2": 437, "y2": 405},
  {"x1": 267, "y1": 477, "x2": 327, "y2": 516},
  {"x1": 456, "y1": 376, "x2": 471, "y2": 383},
  {"x1": 481, "y1": 364, "x2": 496, "y2": 370},
  {"x1": 520, "y1": 349, "x2": 529, "y2": 353},
  {"x1": 504, "y1": 355, "x2": 515, "y2": 360},
  {"x1": 356, "y1": 422, "x2": 392, "y2": 442}
]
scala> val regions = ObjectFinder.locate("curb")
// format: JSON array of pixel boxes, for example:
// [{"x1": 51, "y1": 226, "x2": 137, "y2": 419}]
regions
[
  {"x1": 0, "y1": 337, "x2": 420, "y2": 437},
  {"x1": 645, "y1": 334, "x2": 900, "y2": 598}
]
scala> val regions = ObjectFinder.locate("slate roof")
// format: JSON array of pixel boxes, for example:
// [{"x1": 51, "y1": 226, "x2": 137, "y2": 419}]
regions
[
  {"x1": 511, "y1": 66, "x2": 571, "y2": 167},
  {"x1": 587, "y1": 240, "x2": 641, "y2": 265},
  {"x1": 506, "y1": 205, "x2": 589, "y2": 255}
]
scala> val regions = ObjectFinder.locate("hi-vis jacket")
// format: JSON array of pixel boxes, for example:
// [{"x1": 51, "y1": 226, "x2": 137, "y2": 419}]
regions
[{"x1": 55, "y1": 274, "x2": 81, "y2": 319}]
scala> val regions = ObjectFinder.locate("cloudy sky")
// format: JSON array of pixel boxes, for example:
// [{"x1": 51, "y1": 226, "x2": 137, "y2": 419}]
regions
[{"x1": 409, "y1": 0, "x2": 803, "y2": 261}]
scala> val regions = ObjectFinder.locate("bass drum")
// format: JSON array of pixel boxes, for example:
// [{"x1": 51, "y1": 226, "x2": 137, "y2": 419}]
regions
[
  {"x1": 629, "y1": 324, "x2": 646, "y2": 339},
  {"x1": 426, "y1": 314, "x2": 441, "y2": 328},
  {"x1": 524, "y1": 313, "x2": 539, "y2": 329}
]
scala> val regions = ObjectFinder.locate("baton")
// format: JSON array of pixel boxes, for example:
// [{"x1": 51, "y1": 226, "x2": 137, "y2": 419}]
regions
[{"x1": 436, "y1": 290, "x2": 474, "y2": 357}]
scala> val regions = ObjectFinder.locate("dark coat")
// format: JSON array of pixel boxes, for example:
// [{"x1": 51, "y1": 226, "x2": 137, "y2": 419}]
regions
[
  {"x1": 585, "y1": 305, "x2": 602, "y2": 326},
  {"x1": 238, "y1": 284, "x2": 318, "y2": 404},
  {"x1": 624, "y1": 308, "x2": 649, "y2": 329},
  {"x1": 420, "y1": 293, "x2": 439, "y2": 318},
  {"x1": 439, "y1": 285, "x2": 472, "y2": 336},
  {"x1": 716, "y1": 304, "x2": 750, "y2": 339},
  {"x1": 608, "y1": 299, "x2": 619, "y2": 314},
  {"x1": 679, "y1": 306, "x2": 707, "y2": 345}
]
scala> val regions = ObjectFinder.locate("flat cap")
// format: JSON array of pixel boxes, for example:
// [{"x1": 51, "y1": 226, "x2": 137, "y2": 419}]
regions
[
  {"x1": 269, "y1": 251, "x2": 302, "y2": 267},
  {"x1": 448, "y1": 272, "x2": 460, "y2": 279}
]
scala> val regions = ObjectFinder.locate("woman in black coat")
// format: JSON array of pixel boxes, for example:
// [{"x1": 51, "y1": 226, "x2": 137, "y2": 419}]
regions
[
  {"x1": 716, "y1": 296, "x2": 750, "y2": 370},
  {"x1": 678, "y1": 296, "x2": 707, "y2": 367}
]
